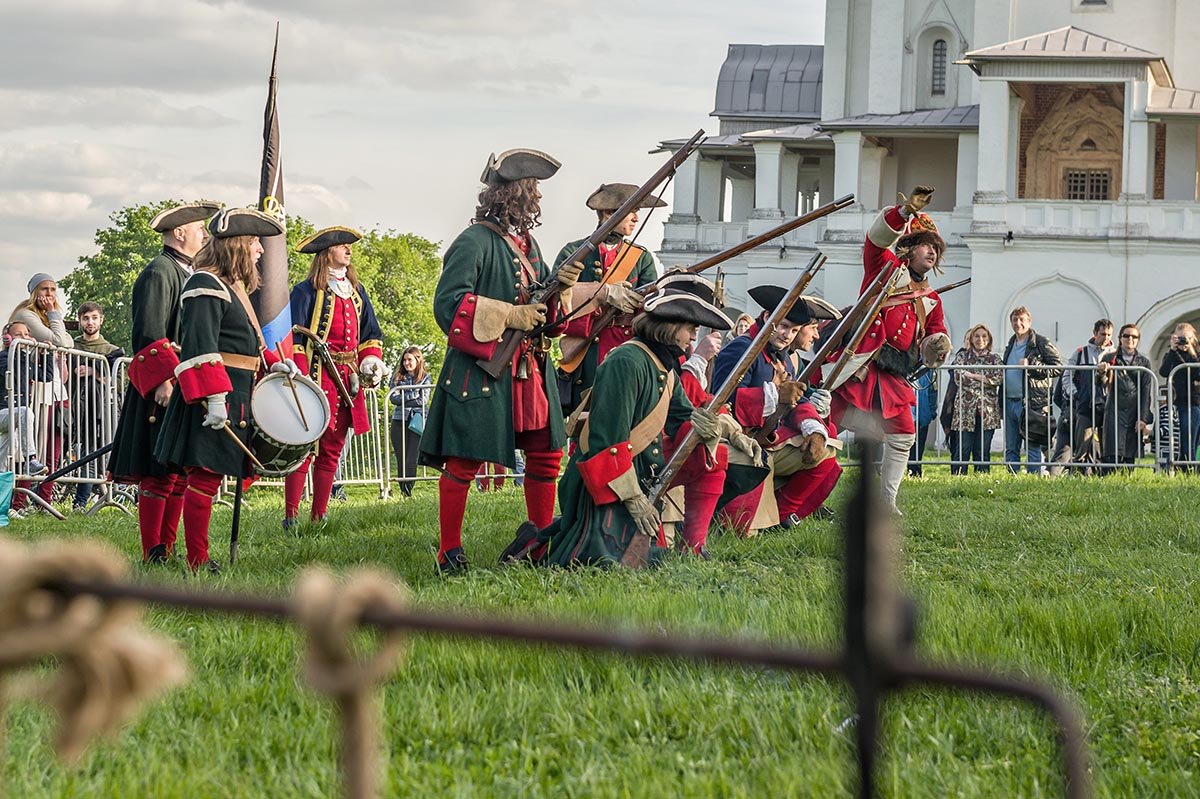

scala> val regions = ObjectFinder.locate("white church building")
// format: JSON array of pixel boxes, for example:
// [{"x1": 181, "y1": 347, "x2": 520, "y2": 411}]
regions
[{"x1": 657, "y1": 0, "x2": 1200, "y2": 362}]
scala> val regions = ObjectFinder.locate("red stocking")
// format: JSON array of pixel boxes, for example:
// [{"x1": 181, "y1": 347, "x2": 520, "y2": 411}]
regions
[
  {"x1": 680, "y1": 468, "x2": 725, "y2": 553},
  {"x1": 521, "y1": 449, "x2": 561, "y2": 529},
  {"x1": 284, "y1": 457, "x2": 311, "y2": 519},
  {"x1": 137, "y1": 474, "x2": 174, "y2": 559},
  {"x1": 439, "y1": 457, "x2": 480, "y2": 556},
  {"x1": 181, "y1": 468, "x2": 222, "y2": 570},
  {"x1": 161, "y1": 473, "x2": 186, "y2": 554}
]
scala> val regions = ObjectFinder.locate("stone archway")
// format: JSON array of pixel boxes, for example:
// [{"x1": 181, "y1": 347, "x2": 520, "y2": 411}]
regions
[
  {"x1": 1135, "y1": 287, "x2": 1200, "y2": 366},
  {"x1": 1000, "y1": 273, "x2": 1110, "y2": 351},
  {"x1": 1024, "y1": 88, "x2": 1124, "y2": 200}
]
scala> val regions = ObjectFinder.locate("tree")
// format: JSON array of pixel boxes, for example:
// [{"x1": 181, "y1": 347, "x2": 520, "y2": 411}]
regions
[{"x1": 59, "y1": 201, "x2": 444, "y2": 371}]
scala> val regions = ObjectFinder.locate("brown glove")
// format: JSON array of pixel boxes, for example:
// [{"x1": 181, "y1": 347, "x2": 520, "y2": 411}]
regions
[
  {"x1": 898, "y1": 185, "x2": 935, "y2": 215},
  {"x1": 556, "y1": 261, "x2": 585, "y2": 288},
  {"x1": 598, "y1": 282, "x2": 643, "y2": 314},
  {"x1": 505, "y1": 303, "x2": 547, "y2": 331},
  {"x1": 623, "y1": 494, "x2": 661, "y2": 540},
  {"x1": 777, "y1": 380, "x2": 806, "y2": 407}
]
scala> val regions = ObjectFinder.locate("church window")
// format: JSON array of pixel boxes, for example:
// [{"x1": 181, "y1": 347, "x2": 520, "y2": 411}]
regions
[
  {"x1": 931, "y1": 40, "x2": 947, "y2": 96},
  {"x1": 1064, "y1": 169, "x2": 1111, "y2": 201}
]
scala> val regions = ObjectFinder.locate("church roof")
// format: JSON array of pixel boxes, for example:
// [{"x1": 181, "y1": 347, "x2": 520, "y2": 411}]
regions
[
  {"x1": 713, "y1": 44, "x2": 823, "y2": 120},
  {"x1": 963, "y1": 26, "x2": 1159, "y2": 61},
  {"x1": 1148, "y1": 86, "x2": 1200, "y2": 118},
  {"x1": 819, "y1": 105, "x2": 979, "y2": 132}
]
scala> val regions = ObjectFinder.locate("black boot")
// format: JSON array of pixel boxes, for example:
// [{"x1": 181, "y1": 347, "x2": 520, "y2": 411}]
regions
[
  {"x1": 437, "y1": 547, "x2": 469, "y2": 575},
  {"x1": 498, "y1": 520, "x2": 540, "y2": 565},
  {"x1": 145, "y1": 544, "x2": 168, "y2": 565}
]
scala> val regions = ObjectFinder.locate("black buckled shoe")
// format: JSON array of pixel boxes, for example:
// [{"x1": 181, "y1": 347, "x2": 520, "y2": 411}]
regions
[
  {"x1": 498, "y1": 520, "x2": 540, "y2": 565},
  {"x1": 812, "y1": 505, "x2": 836, "y2": 521},
  {"x1": 204, "y1": 559, "x2": 222, "y2": 575},
  {"x1": 145, "y1": 544, "x2": 169, "y2": 565},
  {"x1": 437, "y1": 547, "x2": 470, "y2": 576}
]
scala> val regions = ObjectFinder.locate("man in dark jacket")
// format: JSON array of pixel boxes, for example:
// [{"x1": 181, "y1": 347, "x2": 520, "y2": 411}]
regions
[
  {"x1": 1001, "y1": 307, "x2": 1063, "y2": 473},
  {"x1": 1048, "y1": 319, "x2": 1113, "y2": 476}
]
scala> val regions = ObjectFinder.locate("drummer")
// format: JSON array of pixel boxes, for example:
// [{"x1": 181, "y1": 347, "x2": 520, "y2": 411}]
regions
[
  {"x1": 283, "y1": 226, "x2": 385, "y2": 529},
  {"x1": 154, "y1": 208, "x2": 302, "y2": 572}
]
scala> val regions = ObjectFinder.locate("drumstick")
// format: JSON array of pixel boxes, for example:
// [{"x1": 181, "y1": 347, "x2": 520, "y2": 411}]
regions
[
  {"x1": 275, "y1": 343, "x2": 309, "y2": 431},
  {"x1": 223, "y1": 421, "x2": 265, "y2": 471}
]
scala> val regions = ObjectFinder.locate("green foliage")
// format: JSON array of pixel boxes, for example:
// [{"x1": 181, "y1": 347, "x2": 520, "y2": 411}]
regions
[
  {"x1": 59, "y1": 200, "x2": 178, "y2": 350},
  {"x1": 59, "y1": 202, "x2": 443, "y2": 371},
  {"x1": 4, "y1": 470, "x2": 1200, "y2": 796}
]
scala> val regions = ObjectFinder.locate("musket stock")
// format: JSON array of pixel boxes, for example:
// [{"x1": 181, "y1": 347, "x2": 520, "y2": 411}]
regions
[
  {"x1": 560, "y1": 194, "x2": 856, "y2": 368},
  {"x1": 476, "y1": 129, "x2": 706, "y2": 379},
  {"x1": 293, "y1": 324, "x2": 355, "y2": 407}
]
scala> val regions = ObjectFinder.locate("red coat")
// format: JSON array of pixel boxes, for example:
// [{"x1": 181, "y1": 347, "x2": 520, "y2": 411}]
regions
[{"x1": 829, "y1": 205, "x2": 946, "y2": 426}]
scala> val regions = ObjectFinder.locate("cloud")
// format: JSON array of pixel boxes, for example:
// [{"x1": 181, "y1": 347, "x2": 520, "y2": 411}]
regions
[{"x1": 0, "y1": 90, "x2": 234, "y2": 132}]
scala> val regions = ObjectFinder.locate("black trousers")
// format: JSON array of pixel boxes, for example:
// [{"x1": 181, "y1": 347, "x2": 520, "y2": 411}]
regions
[{"x1": 390, "y1": 418, "x2": 422, "y2": 496}]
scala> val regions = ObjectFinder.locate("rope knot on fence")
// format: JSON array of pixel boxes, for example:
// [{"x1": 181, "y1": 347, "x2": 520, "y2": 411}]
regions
[
  {"x1": 0, "y1": 537, "x2": 186, "y2": 766},
  {"x1": 293, "y1": 567, "x2": 410, "y2": 799}
]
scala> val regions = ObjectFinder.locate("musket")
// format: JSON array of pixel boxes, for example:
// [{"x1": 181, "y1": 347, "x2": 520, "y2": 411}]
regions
[
  {"x1": 35, "y1": 442, "x2": 113, "y2": 488},
  {"x1": 293, "y1": 324, "x2": 354, "y2": 407},
  {"x1": 476, "y1": 129, "x2": 707, "y2": 379},
  {"x1": 619, "y1": 254, "x2": 826, "y2": 568},
  {"x1": 559, "y1": 194, "x2": 856, "y2": 372}
]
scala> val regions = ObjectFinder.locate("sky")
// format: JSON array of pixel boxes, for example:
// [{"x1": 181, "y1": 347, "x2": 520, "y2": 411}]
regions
[{"x1": 0, "y1": 0, "x2": 826, "y2": 318}]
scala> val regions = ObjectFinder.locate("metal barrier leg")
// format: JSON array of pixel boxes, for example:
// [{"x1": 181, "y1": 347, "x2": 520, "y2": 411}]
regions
[{"x1": 13, "y1": 486, "x2": 67, "y2": 520}]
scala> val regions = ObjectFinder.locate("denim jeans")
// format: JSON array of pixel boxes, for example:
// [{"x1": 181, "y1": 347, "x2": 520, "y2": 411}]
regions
[
  {"x1": 1004, "y1": 397, "x2": 1044, "y2": 473},
  {"x1": 1177, "y1": 404, "x2": 1200, "y2": 469}
]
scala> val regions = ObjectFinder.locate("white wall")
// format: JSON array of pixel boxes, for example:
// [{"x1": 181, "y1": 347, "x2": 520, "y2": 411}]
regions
[{"x1": 891, "y1": 138, "x2": 959, "y2": 210}]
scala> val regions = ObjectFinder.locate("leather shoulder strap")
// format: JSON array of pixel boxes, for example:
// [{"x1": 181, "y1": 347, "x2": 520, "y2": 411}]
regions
[
  {"x1": 580, "y1": 340, "x2": 676, "y2": 457},
  {"x1": 474, "y1": 220, "x2": 538, "y2": 287}
]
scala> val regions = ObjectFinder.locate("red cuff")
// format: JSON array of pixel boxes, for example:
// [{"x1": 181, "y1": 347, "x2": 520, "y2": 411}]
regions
[
  {"x1": 733, "y1": 387, "x2": 766, "y2": 429},
  {"x1": 176, "y1": 358, "x2": 234, "y2": 403},
  {"x1": 260, "y1": 347, "x2": 279, "y2": 368},
  {"x1": 577, "y1": 441, "x2": 634, "y2": 505},
  {"x1": 128, "y1": 338, "x2": 179, "y2": 398},
  {"x1": 447, "y1": 294, "x2": 499, "y2": 360},
  {"x1": 357, "y1": 343, "x2": 383, "y2": 362}
]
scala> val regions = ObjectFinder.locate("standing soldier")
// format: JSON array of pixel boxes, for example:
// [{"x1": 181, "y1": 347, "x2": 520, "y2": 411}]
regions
[
  {"x1": 420, "y1": 149, "x2": 584, "y2": 574},
  {"x1": 555, "y1": 183, "x2": 660, "y2": 412},
  {"x1": 283, "y1": 227, "x2": 385, "y2": 529},
  {"x1": 154, "y1": 208, "x2": 300, "y2": 572},
  {"x1": 109, "y1": 201, "x2": 220, "y2": 563},
  {"x1": 827, "y1": 186, "x2": 951, "y2": 514}
]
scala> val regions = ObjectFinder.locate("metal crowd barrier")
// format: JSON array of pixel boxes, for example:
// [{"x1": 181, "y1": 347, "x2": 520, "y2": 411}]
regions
[
  {"x1": 1164, "y1": 362, "x2": 1200, "y2": 471},
  {"x1": 384, "y1": 379, "x2": 436, "y2": 492},
  {"x1": 4, "y1": 339, "x2": 127, "y2": 518},
  {"x1": 910, "y1": 362, "x2": 1162, "y2": 474}
]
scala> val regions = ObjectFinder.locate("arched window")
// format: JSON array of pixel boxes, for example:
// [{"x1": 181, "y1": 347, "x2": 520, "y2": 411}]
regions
[{"x1": 931, "y1": 40, "x2": 947, "y2": 96}]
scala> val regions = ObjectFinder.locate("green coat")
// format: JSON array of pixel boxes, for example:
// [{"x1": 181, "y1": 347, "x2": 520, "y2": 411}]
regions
[
  {"x1": 109, "y1": 251, "x2": 188, "y2": 481},
  {"x1": 154, "y1": 272, "x2": 257, "y2": 477},
  {"x1": 555, "y1": 237, "x2": 658, "y2": 411},
  {"x1": 420, "y1": 223, "x2": 566, "y2": 469},
  {"x1": 539, "y1": 339, "x2": 694, "y2": 567}
]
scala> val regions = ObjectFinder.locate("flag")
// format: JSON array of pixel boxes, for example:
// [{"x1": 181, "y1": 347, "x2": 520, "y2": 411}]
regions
[{"x1": 255, "y1": 23, "x2": 292, "y2": 355}]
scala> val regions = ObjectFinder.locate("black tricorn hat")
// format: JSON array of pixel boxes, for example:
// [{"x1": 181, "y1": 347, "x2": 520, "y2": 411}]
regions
[
  {"x1": 297, "y1": 226, "x2": 362, "y2": 254},
  {"x1": 585, "y1": 183, "x2": 668, "y2": 212},
  {"x1": 206, "y1": 207, "x2": 285, "y2": 239},
  {"x1": 150, "y1": 201, "x2": 222, "y2": 233},
  {"x1": 644, "y1": 273, "x2": 732, "y2": 331},
  {"x1": 480, "y1": 148, "x2": 561, "y2": 185},
  {"x1": 749, "y1": 285, "x2": 842, "y2": 326}
]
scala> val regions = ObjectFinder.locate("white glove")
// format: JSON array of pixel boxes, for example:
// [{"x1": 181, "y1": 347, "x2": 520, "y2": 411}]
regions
[
  {"x1": 359, "y1": 355, "x2": 386, "y2": 388},
  {"x1": 349, "y1": 371, "x2": 361, "y2": 397},
  {"x1": 270, "y1": 358, "x2": 302, "y2": 380},
  {"x1": 202, "y1": 394, "x2": 228, "y2": 429},
  {"x1": 807, "y1": 388, "x2": 832, "y2": 419}
]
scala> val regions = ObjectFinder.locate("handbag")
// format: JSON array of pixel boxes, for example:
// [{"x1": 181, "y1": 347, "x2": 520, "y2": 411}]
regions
[
  {"x1": 407, "y1": 411, "x2": 425, "y2": 436},
  {"x1": 0, "y1": 471, "x2": 13, "y2": 527}
]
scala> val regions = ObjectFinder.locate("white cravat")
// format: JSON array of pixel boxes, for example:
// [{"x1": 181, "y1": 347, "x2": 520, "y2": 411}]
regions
[{"x1": 328, "y1": 268, "x2": 353, "y2": 299}]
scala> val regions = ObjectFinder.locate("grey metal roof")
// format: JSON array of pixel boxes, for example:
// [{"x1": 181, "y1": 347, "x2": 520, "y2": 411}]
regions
[
  {"x1": 1148, "y1": 86, "x2": 1200, "y2": 117},
  {"x1": 739, "y1": 123, "x2": 830, "y2": 143},
  {"x1": 964, "y1": 26, "x2": 1159, "y2": 60},
  {"x1": 819, "y1": 105, "x2": 979, "y2": 131},
  {"x1": 713, "y1": 44, "x2": 823, "y2": 120}
]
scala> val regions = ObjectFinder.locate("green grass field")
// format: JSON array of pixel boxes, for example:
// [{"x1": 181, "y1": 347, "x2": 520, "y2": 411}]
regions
[{"x1": 2, "y1": 469, "x2": 1198, "y2": 798}]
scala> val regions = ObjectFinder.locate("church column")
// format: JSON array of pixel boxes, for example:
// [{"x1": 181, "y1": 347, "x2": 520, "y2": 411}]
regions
[
  {"x1": 974, "y1": 79, "x2": 1012, "y2": 233},
  {"x1": 1122, "y1": 80, "x2": 1153, "y2": 199},
  {"x1": 729, "y1": 174, "x2": 755, "y2": 222},
  {"x1": 751, "y1": 141, "x2": 785, "y2": 219},
  {"x1": 780, "y1": 149, "x2": 802, "y2": 216},
  {"x1": 859, "y1": 141, "x2": 886, "y2": 210},
  {"x1": 696, "y1": 158, "x2": 724, "y2": 223},
  {"x1": 955, "y1": 131, "x2": 979, "y2": 212},
  {"x1": 832, "y1": 131, "x2": 863, "y2": 205},
  {"x1": 1164, "y1": 121, "x2": 1199, "y2": 201},
  {"x1": 667, "y1": 153, "x2": 700, "y2": 224}
]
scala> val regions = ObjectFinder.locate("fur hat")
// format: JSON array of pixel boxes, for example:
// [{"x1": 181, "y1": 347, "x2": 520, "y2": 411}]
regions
[
  {"x1": 644, "y1": 273, "x2": 731, "y2": 331},
  {"x1": 150, "y1": 201, "x2": 223, "y2": 233},
  {"x1": 206, "y1": 208, "x2": 285, "y2": 239},
  {"x1": 480, "y1": 148, "x2": 561, "y2": 185},
  {"x1": 297, "y1": 226, "x2": 362, "y2": 254},
  {"x1": 585, "y1": 183, "x2": 668, "y2": 212},
  {"x1": 748, "y1": 286, "x2": 842, "y2": 327},
  {"x1": 897, "y1": 212, "x2": 945, "y2": 259}
]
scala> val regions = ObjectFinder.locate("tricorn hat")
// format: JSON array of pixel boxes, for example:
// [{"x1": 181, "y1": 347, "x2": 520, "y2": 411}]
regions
[
  {"x1": 206, "y1": 207, "x2": 285, "y2": 239},
  {"x1": 480, "y1": 148, "x2": 561, "y2": 185},
  {"x1": 150, "y1": 201, "x2": 223, "y2": 233},
  {"x1": 748, "y1": 285, "x2": 842, "y2": 327},
  {"x1": 644, "y1": 273, "x2": 732, "y2": 331},
  {"x1": 585, "y1": 183, "x2": 668, "y2": 212},
  {"x1": 297, "y1": 226, "x2": 362, "y2": 254}
]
